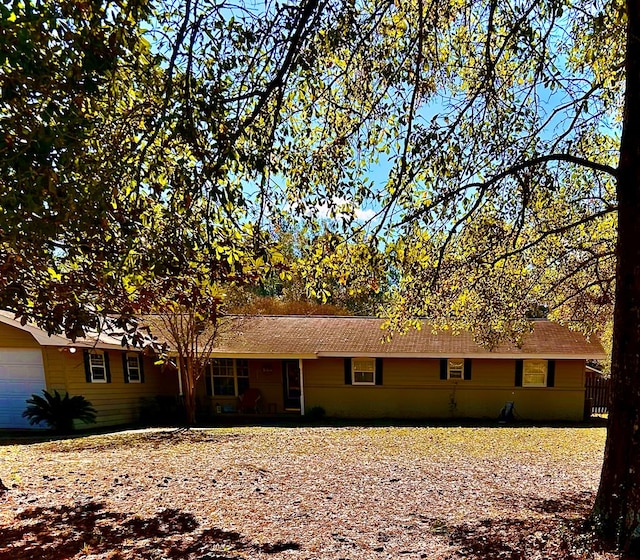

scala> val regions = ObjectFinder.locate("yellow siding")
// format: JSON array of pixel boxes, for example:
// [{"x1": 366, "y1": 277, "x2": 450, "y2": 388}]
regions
[
  {"x1": 463, "y1": 359, "x2": 514, "y2": 387},
  {"x1": 554, "y1": 360, "x2": 584, "y2": 388},
  {"x1": 194, "y1": 356, "x2": 586, "y2": 421},
  {"x1": 0, "y1": 322, "x2": 39, "y2": 348},
  {"x1": 304, "y1": 358, "x2": 348, "y2": 386},
  {"x1": 303, "y1": 357, "x2": 586, "y2": 421},
  {"x1": 41, "y1": 347, "x2": 70, "y2": 390},
  {"x1": 42, "y1": 348, "x2": 179, "y2": 429}
]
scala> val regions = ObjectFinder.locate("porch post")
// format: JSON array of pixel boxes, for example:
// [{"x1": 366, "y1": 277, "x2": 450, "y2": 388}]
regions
[{"x1": 299, "y1": 358, "x2": 305, "y2": 416}]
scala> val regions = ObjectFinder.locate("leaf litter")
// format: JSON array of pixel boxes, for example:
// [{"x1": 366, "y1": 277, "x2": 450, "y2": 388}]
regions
[{"x1": 0, "y1": 426, "x2": 618, "y2": 559}]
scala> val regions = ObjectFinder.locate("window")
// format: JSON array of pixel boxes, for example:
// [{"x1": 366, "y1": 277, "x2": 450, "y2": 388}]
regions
[
  {"x1": 211, "y1": 359, "x2": 250, "y2": 396},
  {"x1": 523, "y1": 359, "x2": 547, "y2": 387},
  {"x1": 125, "y1": 353, "x2": 142, "y2": 383},
  {"x1": 212, "y1": 359, "x2": 234, "y2": 395},
  {"x1": 447, "y1": 359, "x2": 464, "y2": 380},
  {"x1": 88, "y1": 351, "x2": 107, "y2": 383},
  {"x1": 352, "y1": 358, "x2": 375, "y2": 385},
  {"x1": 440, "y1": 358, "x2": 471, "y2": 381},
  {"x1": 236, "y1": 359, "x2": 250, "y2": 395},
  {"x1": 84, "y1": 350, "x2": 111, "y2": 383}
]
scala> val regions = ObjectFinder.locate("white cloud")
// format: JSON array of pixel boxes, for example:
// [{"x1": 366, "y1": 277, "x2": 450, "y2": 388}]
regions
[{"x1": 311, "y1": 197, "x2": 378, "y2": 223}]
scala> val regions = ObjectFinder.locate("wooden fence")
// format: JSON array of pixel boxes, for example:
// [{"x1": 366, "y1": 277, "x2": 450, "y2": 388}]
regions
[{"x1": 585, "y1": 370, "x2": 610, "y2": 415}]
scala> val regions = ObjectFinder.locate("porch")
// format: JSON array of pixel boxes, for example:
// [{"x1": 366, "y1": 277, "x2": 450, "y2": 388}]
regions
[{"x1": 195, "y1": 357, "x2": 306, "y2": 417}]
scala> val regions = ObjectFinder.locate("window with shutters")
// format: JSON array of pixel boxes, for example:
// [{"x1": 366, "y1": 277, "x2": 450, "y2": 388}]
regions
[
  {"x1": 523, "y1": 360, "x2": 547, "y2": 387},
  {"x1": 89, "y1": 351, "x2": 107, "y2": 383},
  {"x1": 447, "y1": 359, "x2": 464, "y2": 380},
  {"x1": 211, "y1": 359, "x2": 250, "y2": 396},
  {"x1": 441, "y1": 358, "x2": 471, "y2": 381},
  {"x1": 352, "y1": 358, "x2": 376, "y2": 385},
  {"x1": 125, "y1": 353, "x2": 141, "y2": 383}
]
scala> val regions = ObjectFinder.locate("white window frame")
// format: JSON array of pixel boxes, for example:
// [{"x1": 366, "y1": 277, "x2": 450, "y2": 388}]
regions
[
  {"x1": 352, "y1": 358, "x2": 376, "y2": 385},
  {"x1": 235, "y1": 359, "x2": 249, "y2": 395},
  {"x1": 125, "y1": 353, "x2": 142, "y2": 383},
  {"x1": 211, "y1": 358, "x2": 250, "y2": 396},
  {"x1": 447, "y1": 359, "x2": 464, "y2": 380},
  {"x1": 523, "y1": 359, "x2": 547, "y2": 387},
  {"x1": 89, "y1": 350, "x2": 107, "y2": 383}
]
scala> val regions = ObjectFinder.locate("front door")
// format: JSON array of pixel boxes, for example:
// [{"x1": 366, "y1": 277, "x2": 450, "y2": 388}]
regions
[{"x1": 283, "y1": 360, "x2": 301, "y2": 410}]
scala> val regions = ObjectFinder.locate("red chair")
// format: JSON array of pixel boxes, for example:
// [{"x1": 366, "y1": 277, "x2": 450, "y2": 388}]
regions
[{"x1": 238, "y1": 388, "x2": 262, "y2": 413}]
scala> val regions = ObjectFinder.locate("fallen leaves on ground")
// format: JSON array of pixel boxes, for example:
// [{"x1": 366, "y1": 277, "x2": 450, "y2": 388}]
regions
[{"x1": 0, "y1": 426, "x2": 617, "y2": 559}]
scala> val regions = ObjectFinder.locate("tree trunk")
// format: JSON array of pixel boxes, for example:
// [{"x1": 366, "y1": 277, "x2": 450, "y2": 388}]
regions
[
  {"x1": 185, "y1": 390, "x2": 197, "y2": 426},
  {"x1": 180, "y1": 358, "x2": 198, "y2": 426},
  {"x1": 186, "y1": 358, "x2": 197, "y2": 426},
  {"x1": 591, "y1": 2, "x2": 640, "y2": 554}
]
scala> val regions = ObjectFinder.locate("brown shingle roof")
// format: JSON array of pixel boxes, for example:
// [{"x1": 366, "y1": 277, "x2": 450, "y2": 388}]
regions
[
  {"x1": 0, "y1": 310, "x2": 125, "y2": 350},
  {"x1": 210, "y1": 316, "x2": 606, "y2": 359},
  {"x1": 3, "y1": 310, "x2": 604, "y2": 360}
]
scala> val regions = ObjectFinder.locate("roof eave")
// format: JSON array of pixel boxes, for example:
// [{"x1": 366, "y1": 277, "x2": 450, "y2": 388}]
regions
[
  {"x1": 316, "y1": 351, "x2": 606, "y2": 360},
  {"x1": 194, "y1": 352, "x2": 318, "y2": 360}
]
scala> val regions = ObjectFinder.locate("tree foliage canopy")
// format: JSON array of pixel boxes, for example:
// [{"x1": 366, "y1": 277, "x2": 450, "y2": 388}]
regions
[
  {"x1": 2, "y1": 0, "x2": 621, "y2": 343},
  {"x1": 265, "y1": 0, "x2": 621, "y2": 345},
  {"x1": 1, "y1": 0, "x2": 278, "y2": 337}
]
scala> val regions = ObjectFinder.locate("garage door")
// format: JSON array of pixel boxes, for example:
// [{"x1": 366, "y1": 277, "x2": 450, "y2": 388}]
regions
[{"x1": 0, "y1": 349, "x2": 46, "y2": 429}]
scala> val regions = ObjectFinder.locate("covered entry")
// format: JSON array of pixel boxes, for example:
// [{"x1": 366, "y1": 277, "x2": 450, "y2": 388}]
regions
[{"x1": 282, "y1": 360, "x2": 301, "y2": 411}]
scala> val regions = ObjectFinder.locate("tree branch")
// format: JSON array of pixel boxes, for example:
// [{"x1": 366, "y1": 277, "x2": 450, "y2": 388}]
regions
[{"x1": 398, "y1": 153, "x2": 618, "y2": 227}]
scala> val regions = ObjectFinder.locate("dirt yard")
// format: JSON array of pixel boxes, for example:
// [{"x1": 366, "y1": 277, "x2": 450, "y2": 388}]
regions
[{"x1": 0, "y1": 425, "x2": 619, "y2": 559}]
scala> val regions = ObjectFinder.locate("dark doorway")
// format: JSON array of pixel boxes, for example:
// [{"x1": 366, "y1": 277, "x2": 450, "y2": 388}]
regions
[{"x1": 282, "y1": 360, "x2": 301, "y2": 411}]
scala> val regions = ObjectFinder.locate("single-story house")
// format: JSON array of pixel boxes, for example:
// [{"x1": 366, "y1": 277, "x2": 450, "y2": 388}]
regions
[
  {"x1": 198, "y1": 316, "x2": 606, "y2": 422},
  {"x1": 0, "y1": 311, "x2": 178, "y2": 429},
  {"x1": 0, "y1": 313, "x2": 605, "y2": 428}
]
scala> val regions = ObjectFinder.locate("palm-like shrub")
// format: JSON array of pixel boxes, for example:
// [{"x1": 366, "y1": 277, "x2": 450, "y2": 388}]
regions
[{"x1": 23, "y1": 390, "x2": 97, "y2": 433}]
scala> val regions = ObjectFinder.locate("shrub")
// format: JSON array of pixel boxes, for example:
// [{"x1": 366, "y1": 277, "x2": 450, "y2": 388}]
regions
[
  {"x1": 308, "y1": 406, "x2": 326, "y2": 421},
  {"x1": 139, "y1": 395, "x2": 184, "y2": 426},
  {"x1": 23, "y1": 390, "x2": 97, "y2": 433}
]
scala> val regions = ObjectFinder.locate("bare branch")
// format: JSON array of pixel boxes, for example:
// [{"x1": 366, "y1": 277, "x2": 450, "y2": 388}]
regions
[{"x1": 397, "y1": 153, "x2": 617, "y2": 227}]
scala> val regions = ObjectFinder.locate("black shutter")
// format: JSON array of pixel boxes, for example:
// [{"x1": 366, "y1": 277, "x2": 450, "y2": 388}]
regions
[
  {"x1": 104, "y1": 352, "x2": 111, "y2": 383},
  {"x1": 83, "y1": 350, "x2": 91, "y2": 382},
  {"x1": 139, "y1": 354, "x2": 145, "y2": 383},
  {"x1": 375, "y1": 358, "x2": 383, "y2": 385},
  {"x1": 547, "y1": 360, "x2": 555, "y2": 387},
  {"x1": 464, "y1": 358, "x2": 472, "y2": 380},
  {"x1": 515, "y1": 359, "x2": 523, "y2": 387},
  {"x1": 122, "y1": 353, "x2": 129, "y2": 383},
  {"x1": 344, "y1": 358, "x2": 352, "y2": 385},
  {"x1": 440, "y1": 359, "x2": 448, "y2": 380}
]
